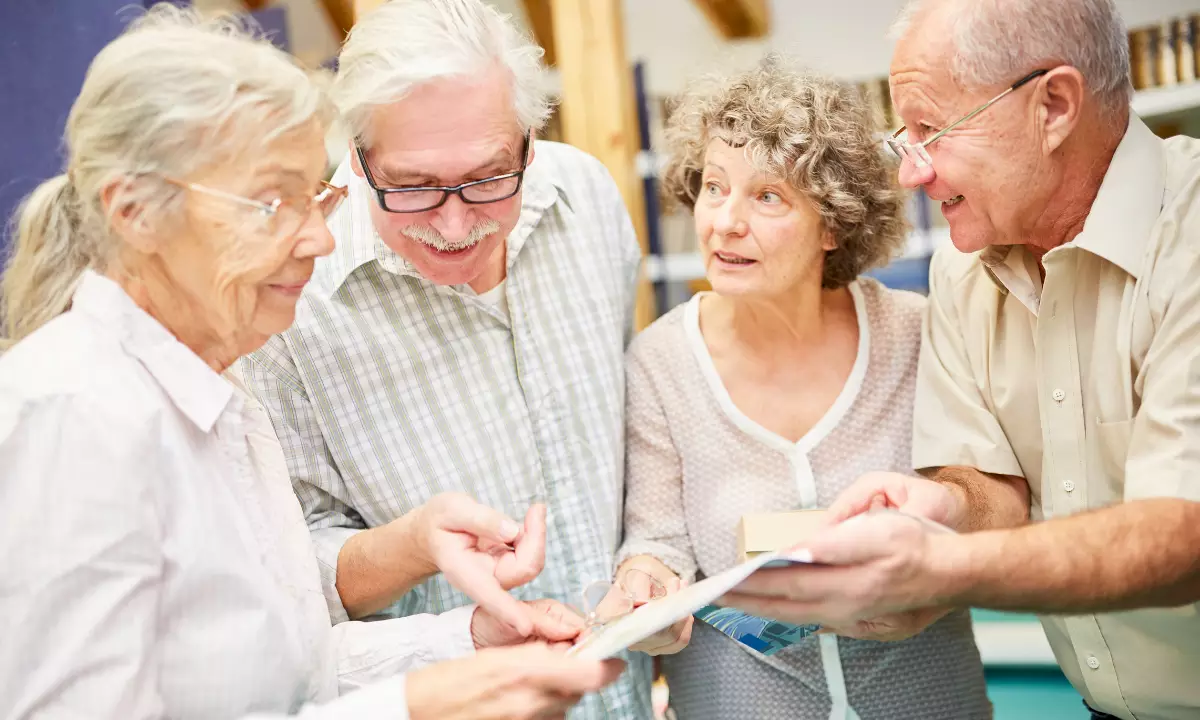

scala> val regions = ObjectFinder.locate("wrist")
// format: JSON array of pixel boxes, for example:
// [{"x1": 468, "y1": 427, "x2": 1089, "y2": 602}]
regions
[
  {"x1": 469, "y1": 606, "x2": 484, "y2": 650},
  {"x1": 925, "y1": 530, "x2": 984, "y2": 607},
  {"x1": 384, "y1": 509, "x2": 439, "y2": 579},
  {"x1": 939, "y1": 482, "x2": 971, "y2": 532}
]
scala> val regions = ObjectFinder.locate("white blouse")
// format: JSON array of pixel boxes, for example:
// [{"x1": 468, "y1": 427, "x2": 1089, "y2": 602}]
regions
[{"x1": 0, "y1": 271, "x2": 474, "y2": 719}]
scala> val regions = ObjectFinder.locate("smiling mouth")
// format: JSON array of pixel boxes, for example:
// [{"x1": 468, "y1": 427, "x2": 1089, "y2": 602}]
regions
[{"x1": 714, "y1": 250, "x2": 756, "y2": 266}]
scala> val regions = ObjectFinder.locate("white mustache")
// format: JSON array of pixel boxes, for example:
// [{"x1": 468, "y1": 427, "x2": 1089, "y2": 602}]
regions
[{"x1": 402, "y1": 220, "x2": 500, "y2": 252}]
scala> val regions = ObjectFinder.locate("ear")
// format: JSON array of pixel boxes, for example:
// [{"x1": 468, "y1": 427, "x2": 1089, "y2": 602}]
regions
[
  {"x1": 101, "y1": 177, "x2": 158, "y2": 254},
  {"x1": 820, "y1": 229, "x2": 837, "y2": 252},
  {"x1": 526, "y1": 129, "x2": 537, "y2": 166},
  {"x1": 1038, "y1": 66, "x2": 1086, "y2": 154},
  {"x1": 349, "y1": 140, "x2": 366, "y2": 179}
]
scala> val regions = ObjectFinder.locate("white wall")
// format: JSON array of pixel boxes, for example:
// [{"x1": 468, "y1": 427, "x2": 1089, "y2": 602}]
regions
[
  {"x1": 621, "y1": 0, "x2": 1200, "y2": 96},
  {"x1": 253, "y1": 0, "x2": 1200, "y2": 95}
]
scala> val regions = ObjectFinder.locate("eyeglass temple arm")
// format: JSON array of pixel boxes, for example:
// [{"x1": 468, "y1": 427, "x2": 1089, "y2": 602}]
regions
[
  {"x1": 920, "y1": 68, "x2": 1051, "y2": 148},
  {"x1": 181, "y1": 181, "x2": 277, "y2": 214}
]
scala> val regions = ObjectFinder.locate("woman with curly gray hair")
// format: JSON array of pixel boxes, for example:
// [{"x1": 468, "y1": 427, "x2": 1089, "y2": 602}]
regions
[{"x1": 611, "y1": 57, "x2": 990, "y2": 718}]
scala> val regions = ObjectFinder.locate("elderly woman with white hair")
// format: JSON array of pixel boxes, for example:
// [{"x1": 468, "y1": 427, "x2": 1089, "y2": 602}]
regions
[
  {"x1": 612, "y1": 57, "x2": 990, "y2": 719},
  {"x1": 0, "y1": 9, "x2": 622, "y2": 719}
]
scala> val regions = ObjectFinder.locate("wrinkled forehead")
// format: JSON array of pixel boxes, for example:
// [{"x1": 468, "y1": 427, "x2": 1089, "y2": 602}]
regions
[
  {"x1": 888, "y1": 1, "x2": 964, "y2": 101},
  {"x1": 362, "y1": 71, "x2": 524, "y2": 179}
]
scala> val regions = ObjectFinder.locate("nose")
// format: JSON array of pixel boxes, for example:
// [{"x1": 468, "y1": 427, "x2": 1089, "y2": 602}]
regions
[
  {"x1": 712, "y1": 194, "x2": 749, "y2": 238},
  {"x1": 428, "y1": 194, "x2": 473, "y2": 242},
  {"x1": 898, "y1": 154, "x2": 936, "y2": 190},
  {"x1": 294, "y1": 204, "x2": 336, "y2": 259}
]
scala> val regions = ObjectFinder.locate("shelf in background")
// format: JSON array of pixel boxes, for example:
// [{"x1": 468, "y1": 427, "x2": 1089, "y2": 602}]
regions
[
  {"x1": 643, "y1": 226, "x2": 953, "y2": 283},
  {"x1": 1133, "y1": 83, "x2": 1200, "y2": 118}
]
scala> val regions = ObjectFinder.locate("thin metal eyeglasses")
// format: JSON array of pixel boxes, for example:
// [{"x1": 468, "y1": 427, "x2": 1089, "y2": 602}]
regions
[
  {"x1": 575, "y1": 568, "x2": 668, "y2": 633},
  {"x1": 355, "y1": 132, "x2": 531, "y2": 214},
  {"x1": 163, "y1": 177, "x2": 348, "y2": 241},
  {"x1": 886, "y1": 68, "x2": 1051, "y2": 168}
]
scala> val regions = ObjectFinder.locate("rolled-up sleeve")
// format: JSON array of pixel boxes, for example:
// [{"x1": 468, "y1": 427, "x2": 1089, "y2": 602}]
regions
[
  {"x1": 239, "y1": 336, "x2": 363, "y2": 624},
  {"x1": 613, "y1": 343, "x2": 698, "y2": 581},
  {"x1": 912, "y1": 248, "x2": 1024, "y2": 477}
]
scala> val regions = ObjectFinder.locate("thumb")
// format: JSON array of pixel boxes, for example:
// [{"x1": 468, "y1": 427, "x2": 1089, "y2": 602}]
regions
[
  {"x1": 525, "y1": 650, "x2": 626, "y2": 695},
  {"x1": 804, "y1": 514, "x2": 898, "y2": 566}
]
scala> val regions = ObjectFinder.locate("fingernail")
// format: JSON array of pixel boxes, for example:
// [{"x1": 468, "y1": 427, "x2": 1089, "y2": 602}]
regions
[{"x1": 501, "y1": 519, "x2": 521, "y2": 540}]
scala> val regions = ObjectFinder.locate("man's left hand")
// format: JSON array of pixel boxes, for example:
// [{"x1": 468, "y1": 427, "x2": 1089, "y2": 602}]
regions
[
  {"x1": 471, "y1": 598, "x2": 585, "y2": 650},
  {"x1": 719, "y1": 512, "x2": 957, "y2": 631},
  {"x1": 818, "y1": 606, "x2": 954, "y2": 642}
]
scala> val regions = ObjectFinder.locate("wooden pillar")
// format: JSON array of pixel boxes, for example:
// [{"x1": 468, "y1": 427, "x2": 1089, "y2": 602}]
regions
[
  {"x1": 690, "y1": 0, "x2": 771, "y2": 39},
  {"x1": 352, "y1": 0, "x2": 386, "y2": 22},
  {"x1": 550, "y1": 0, "x2": 656, "y2": 329},
  {"x1": 520, "y1": 0, "x2": 557, "y2": 67}
]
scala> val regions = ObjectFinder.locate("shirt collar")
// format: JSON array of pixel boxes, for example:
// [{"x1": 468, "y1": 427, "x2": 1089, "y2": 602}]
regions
[
  {"x1": 71, "y1": 271, "x2": 234, "y2": 433},
  {"x1": 979, "y1": 115, "x2": 1166, "y2": 296},
  {"x1": 317, "y1": 144, "x2": 565, "y2": 298},
  {"x1": 1071, "y1": 115, "x2": 1165, "y2": 279}
]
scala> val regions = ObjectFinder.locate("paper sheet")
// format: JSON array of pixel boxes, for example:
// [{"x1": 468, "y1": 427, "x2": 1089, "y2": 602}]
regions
[{"x1": 567, "y1": 548, "x2": 815, "y2": 660}]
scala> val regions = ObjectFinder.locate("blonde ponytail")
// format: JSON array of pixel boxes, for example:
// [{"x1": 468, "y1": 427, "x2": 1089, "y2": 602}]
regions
[{"x1": 1, "y1": 175, "x2": 94, "y2": 350}]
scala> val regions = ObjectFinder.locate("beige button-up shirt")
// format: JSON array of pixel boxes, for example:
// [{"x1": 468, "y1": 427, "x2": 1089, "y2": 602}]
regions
[{"x1": 913, "y1": 117, "x2": 1200, "y2": 720}]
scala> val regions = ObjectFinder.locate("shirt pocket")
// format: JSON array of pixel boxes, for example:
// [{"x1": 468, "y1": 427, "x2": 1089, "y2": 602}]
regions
[{"x1": 1092, "y1": 417, "x2": 1132, "y2": 503}]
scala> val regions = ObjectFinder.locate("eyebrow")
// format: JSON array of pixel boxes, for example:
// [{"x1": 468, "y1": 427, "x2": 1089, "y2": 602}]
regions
[{"x1": 375, "y1": 143, "x2": 522, "y2": 183}]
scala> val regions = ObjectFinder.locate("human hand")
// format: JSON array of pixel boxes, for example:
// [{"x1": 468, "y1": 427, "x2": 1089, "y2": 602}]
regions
[
  {"x1": 720, "y1": 512, "x2": 959, "y2": 629},
  {"x1": 825, "y1": 471, "x2": 965, "y2": 530},
  {"x1": 472, "y1": 598, "x2": 585, "y2": 650},
  {"x1": 611, "y1": 556, "x2": 693, "y2": 656},
  {"x1": 817, "y1": 606, "x2": 953, "y2": 642},
  {"x1": 414, "y1": 493, "x2": 547, "y2": 636},
  {"x1": 406, "y1": 643, "x2": 625, "y2": 720}
]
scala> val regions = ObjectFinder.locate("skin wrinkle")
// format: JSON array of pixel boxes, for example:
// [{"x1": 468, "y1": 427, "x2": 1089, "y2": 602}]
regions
[{"x1": 113, "y1": 117, "x2": 331, "y2": 372}]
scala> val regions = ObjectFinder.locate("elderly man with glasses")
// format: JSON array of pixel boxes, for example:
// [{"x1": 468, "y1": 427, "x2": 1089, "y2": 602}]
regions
[
  {"x1": 719, "y1": 1, "x2": 1200, "y2": 719},
  {"x1": 238, "y1": 0, "x2": 650, "y2": 717}
]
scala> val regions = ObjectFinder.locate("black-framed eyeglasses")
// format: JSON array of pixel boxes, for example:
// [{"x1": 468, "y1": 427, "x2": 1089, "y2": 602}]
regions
[
  {"x1": 886, "y1": 68, "x2": 1051, "y2": 168},
  {"x1": 356, "y1": 132, "x2": 531, "y2": 213}
]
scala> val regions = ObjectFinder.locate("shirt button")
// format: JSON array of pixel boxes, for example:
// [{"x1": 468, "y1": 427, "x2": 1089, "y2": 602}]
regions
[
  {"x1": 1087, "y1": 656, "x2": 1100, "y2": 670},
  {"x1": 1064, "y1": 480, "x2": 1075, "y2": 492},
  {"x1": 1052, "y1": 389, "x2": 1066, "y2": 402}
]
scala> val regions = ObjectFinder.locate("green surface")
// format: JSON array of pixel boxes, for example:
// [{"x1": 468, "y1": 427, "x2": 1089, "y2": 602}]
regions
[
  {"x1": 972, "y1": 611, "x2": 1087, "y2": 719},
  {"x1": 973, "y1": 609, "x2": 1041, "y2": 623},
  {"x1": 987, "y1": 668, "x2": 1088, "y2": 720}
]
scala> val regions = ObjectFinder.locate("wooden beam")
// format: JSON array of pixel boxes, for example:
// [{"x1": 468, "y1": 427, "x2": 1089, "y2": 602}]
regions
[
  {"x1": 352, "y1": 0, "x2": 387, "y2": 22},
  {"x1": 316, "y1": 0, "x2": 355, "y2": 38},
  {"x1": 551, "y1": 0, "x2": 656, "y2": 329},
  {"x1": 691, "y1": 0, "x2": 770, "y2": 39},
  {"x1": 242, "y1": 0, "x2": 272, "y2": 10},
  {"x1": 520, "y1": 0, "x2": 557, "y2": 67}
]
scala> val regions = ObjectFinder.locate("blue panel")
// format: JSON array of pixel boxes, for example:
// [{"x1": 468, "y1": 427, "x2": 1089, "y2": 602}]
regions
[
  {"x1": 0, "y1": 0, "x2": 134, "y2": 252},
  {"x1": 0, "y1": 1, "x2": 286, "y2": 255}
]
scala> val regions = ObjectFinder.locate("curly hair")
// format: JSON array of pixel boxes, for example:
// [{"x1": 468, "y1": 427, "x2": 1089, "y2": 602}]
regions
[{"x1": 661, "y1": 55, "x2": 908, "y2": 289}]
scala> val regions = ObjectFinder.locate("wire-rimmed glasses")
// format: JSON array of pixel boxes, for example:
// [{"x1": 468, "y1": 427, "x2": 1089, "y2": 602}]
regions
[
  {"x1": 885, "y1": 68, "x2": 1051, "y2": 168},
  {"x1": 355, "y1": 132, "x2": 531, "y2": 214},
  {"x1": 164, "y1": 177, "x2": 348, "y2": 242},
  {"x1": 576, "y1": 567, "x2": 668, "y2": 633}
]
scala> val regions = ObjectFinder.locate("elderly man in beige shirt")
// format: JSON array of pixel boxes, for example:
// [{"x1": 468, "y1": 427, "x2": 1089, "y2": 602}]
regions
[{"x1": 719, "y1": 1, "x2": 1200, "y2": 719}]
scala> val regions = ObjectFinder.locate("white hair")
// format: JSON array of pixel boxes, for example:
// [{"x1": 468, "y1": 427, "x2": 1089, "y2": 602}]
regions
[
  {"x1": 333, "y1": 0, "x2": 553, "y2": 147},
  {"x1": 0, "y1": 5, "x2": 333, "y2": 350},
  {"x1": 892, "y1": 0, "x2": 1133, "y2": 116}
]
